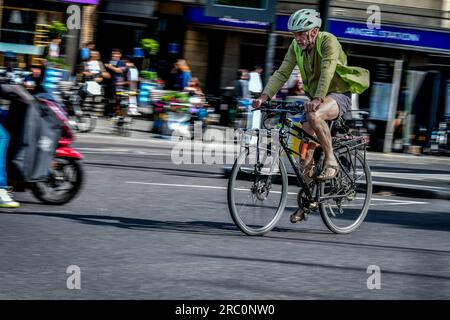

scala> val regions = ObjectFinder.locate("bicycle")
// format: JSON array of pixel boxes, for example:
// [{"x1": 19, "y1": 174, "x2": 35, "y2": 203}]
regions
[
  {"x1": 227, "y1": 100, "x2": 372, "y2": 236},
  {"x1": 58, "y1": 81, "x2": 97, "y2": 133},
  {"x1": 112, "y1": 88, "x2": 135, "y2": 136}
]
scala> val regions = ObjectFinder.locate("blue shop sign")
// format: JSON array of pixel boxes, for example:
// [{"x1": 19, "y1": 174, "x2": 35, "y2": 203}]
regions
[
  {"x1": 187, "y1": 7, "x2": 450, "y2": 53},
  {"x1": 185, "y1": 6, "x2": 270, "y2": 30},
  {"x1": 329, "y1": 19, "x2": 450, "y2": 53},
  {"x1": 277, "y1": 16, "x2": 450, "y2": 53}
]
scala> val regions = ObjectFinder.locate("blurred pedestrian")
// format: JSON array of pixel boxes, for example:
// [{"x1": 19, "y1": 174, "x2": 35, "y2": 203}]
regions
[
  {"x1": 81, "y1": 42, "x2": 95, "y2": 62},
  {"x1": 104, "y1": 49, "x2": 126, "y2": 116},
  {"x1": 123, "y1": 56, "x2": 139, "y2": 91},
  {"x1": 23, "y1": 65, "x2": 44, "y2": 94},
  {"x1": 172, "y1": 59, "x2": 192, "y2": 91},
  {"x1": 230, "y1": 69, "x2": 250, "y2": 126},
  {"x1": 248, "y1": 65, "x2": 263, "y2": 98},
  {"x1": 232, "y1": 69, "x2": 250, "y2": 99},
  {"x1": 76, "y1": 42, "x2": 95, "y2": 75},
  {"x1": 123, "y1": 55, "x2": 140, "y2": 115},
  {"x1": 280, "y1": 66, "x2": 304, "y2": 99},
  {"x1": 105, "y1": 49, "x2": 126, "y2": 85},
  {"x1": 43, "y1": 35, "x2": 62, "y2": 59},
  {"x1": 184, "y1": 77, "x2": 203, "y2": 96},
  {"x1": 82, "y1": 50, "x2": 110, "y2": 83}
]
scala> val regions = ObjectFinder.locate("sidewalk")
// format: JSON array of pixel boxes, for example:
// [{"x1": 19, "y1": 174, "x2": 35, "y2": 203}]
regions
[{"x1": 82, "y1": 117, "x2": 450, "y2": 200}]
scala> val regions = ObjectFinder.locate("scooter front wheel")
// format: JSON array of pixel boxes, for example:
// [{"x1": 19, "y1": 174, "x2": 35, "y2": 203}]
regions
[{"x1": 31, "y1": 158, "x2": 84, "y2": 205}]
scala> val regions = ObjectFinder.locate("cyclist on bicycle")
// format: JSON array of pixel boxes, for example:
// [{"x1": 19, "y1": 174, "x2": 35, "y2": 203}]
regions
[{"x1": 253, "y1": 8, "x2": 369, "y2": 223}]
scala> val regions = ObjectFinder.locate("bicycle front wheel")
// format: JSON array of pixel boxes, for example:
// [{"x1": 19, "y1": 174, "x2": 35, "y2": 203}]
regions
[
  {"x1": 227, "y1": 147, "x2": 288, "y2": 236},
  {"x1": 319, "y1": 152, "x2": 372, "y2": 234}
]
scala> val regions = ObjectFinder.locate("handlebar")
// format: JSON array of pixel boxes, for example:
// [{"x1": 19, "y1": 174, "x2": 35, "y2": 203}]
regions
[{"x1": 251, "y1": 100, "x2": 304, "y2": 115}]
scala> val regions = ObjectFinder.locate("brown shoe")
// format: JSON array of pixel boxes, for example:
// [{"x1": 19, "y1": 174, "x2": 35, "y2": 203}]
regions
[
  {"x1": 317, "y1": 164, "x2": 339, "y2": 181},
  {"x1": 290, "y1": 208, "x2": 306, "y2": 223}
]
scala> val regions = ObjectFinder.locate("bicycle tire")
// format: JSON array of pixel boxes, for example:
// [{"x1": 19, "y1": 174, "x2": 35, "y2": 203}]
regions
[
  {"x1": 227, "y1": 148, "x2": 288, "y2": 236},
  {"x1": 319, "y1": 152, "x2": 372, "y2": 234}
]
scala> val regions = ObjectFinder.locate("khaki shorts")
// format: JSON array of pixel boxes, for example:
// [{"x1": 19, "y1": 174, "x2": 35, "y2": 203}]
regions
[{"x1": 328, "y1": 92, "x2": 352, "y2": 118}]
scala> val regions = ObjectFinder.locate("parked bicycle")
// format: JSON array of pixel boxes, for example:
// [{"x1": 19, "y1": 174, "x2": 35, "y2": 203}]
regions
[
  {"x1": 112, "y1": 88, "x2": 135, "y2": 136},
  {"x1": 227, "y1": 100, "x2": 372, "y2": 235},
  {"x1": 58, "y1": 81, "x2": 97, "y2": 133}
]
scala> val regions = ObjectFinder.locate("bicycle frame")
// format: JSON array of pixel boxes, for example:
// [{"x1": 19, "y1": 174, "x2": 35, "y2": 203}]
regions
[
  {"x1": 248, "y1": 111, "x2": 367, "y2": 204},
  {"x1": 243, "y1": 112, "x2": 319, "y2": 203},
  {"x1": 277, "y1": 113, "x2": 319, "y2": 203}
]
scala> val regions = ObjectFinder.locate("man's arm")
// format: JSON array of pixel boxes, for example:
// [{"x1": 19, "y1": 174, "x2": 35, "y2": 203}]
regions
[
  {"x1": 313, "y1": 35, "x2": 340, "y2": 101},
  {"x1": 105, "y1": 64, "x2": 124, "y2": 74},
  {"x1": 261, "y1": 43, "x2": 297, "y2": 99}
]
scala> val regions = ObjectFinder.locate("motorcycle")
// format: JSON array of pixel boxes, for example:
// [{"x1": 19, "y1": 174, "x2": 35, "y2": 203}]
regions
[
  {"x1": 2, "y1": 84, "x2": 84, "y2": 205},
  {"x1": 0, "y1": 67, "x2": 31, "y2": 85}
]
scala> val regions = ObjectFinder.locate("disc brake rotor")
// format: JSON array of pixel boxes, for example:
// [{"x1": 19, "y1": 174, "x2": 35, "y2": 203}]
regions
[{"x1": 252, "y1": 180, "x2": 270, "y2": 201}]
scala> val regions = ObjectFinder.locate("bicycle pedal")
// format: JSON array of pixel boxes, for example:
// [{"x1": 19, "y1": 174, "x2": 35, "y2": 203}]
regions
[{"x1": 308, "y1": 202, "x2": 319, "y2": 210}]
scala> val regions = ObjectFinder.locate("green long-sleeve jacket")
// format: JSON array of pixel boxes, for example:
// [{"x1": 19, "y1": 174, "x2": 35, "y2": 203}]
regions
[{"x1": 263, "y1": 31, "x2": 369, "y2": 100}]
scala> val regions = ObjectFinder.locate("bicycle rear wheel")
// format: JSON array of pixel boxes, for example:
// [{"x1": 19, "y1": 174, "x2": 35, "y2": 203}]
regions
[
  {"x1": 227, "y1": 147, "x2": 288, "y2": 236},
  {"x1": 319, "y1": 152, "x2": 372, "y2": 234}
]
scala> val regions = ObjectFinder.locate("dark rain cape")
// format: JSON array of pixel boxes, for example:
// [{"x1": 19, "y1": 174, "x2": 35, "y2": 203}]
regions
[{"x1": 1, "y1": 84, "x2": 62, "y2": 181}]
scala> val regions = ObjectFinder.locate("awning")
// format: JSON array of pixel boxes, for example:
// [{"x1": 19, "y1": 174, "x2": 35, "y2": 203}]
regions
[
  {"x1": 61, "y1": 0, "x2": 100, "y2": 4},
  {"x1": 0, "y1": 42, "x2": 43, "y2": 55},
  {"x1": 99, "y1": 0, "x2": 156, "y2": 19}
]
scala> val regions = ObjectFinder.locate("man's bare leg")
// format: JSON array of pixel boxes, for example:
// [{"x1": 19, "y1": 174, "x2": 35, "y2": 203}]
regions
[
  {"x1": 291, "y1": 96, "x2": 340, "y2": 223},
  {"x1": 306, "y1": 97, "x2": 340, "y2": 180},
  {"x1": 299, "y1": 121, "x2": 317, "y2": 180}
]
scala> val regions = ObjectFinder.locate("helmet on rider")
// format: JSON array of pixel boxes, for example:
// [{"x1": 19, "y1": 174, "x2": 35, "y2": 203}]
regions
[{"x1": 287, "y1": 9, "x2": 322, "y2": 32}]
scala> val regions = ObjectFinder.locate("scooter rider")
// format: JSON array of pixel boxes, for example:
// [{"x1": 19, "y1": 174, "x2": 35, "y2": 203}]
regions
[
  {"x1": 23, "y1": 65, "x2": 45, "y2": 95},
  {"x1": 0, "y1": 86, "x2": 20, "y2": 207}
]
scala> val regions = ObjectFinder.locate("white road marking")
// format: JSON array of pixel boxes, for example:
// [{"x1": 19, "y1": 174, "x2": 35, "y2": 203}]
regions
[
  {"x1": 127, "y1": 181, "x2": 226, "y2": 190},
  {"x1": 78, "y1": 147, "x2": 168, "y2": 156},
  {"x1": 11, "y1": 210, "x2": 73, "y2": 213},
  {"x1": 372, "y1": 181, "x2": 448, "y2": 190},
  {"x1": 372, "y1": 171, "x2": 450, "y2": 182},
  {"x1": 126, "y1": 181, "x2": 429, "y2": 205}
]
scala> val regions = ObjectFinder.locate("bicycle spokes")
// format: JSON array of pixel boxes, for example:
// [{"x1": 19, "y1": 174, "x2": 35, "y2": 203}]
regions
[
  {"x1": 319, "y1": 152, "x2": 372, "y2": 234},
  {"x1": 228, "y1": 147, "x2": 288, "y2": 236}
]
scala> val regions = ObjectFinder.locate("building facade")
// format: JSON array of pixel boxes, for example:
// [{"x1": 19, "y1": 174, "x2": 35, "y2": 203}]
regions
[
  {"x1": 0, "y1": 0, "x2": 99, "y2": 72},
  {"x1": 174, "y1": 0, "x2": 450, "y2": 152}
]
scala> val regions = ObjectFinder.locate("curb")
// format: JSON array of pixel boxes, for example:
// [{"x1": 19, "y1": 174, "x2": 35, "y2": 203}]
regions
[{"x1": 371, "y1": 183, "x2": 450, "y2": 200}]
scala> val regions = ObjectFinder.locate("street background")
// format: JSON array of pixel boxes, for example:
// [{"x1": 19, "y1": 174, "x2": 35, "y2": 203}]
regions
[
  {"x1": 0, "y1": 0, "x2": 449, "y2": 300},
  {"x1": 1, "y1": 123, "x2": 449, "y2": 299}
]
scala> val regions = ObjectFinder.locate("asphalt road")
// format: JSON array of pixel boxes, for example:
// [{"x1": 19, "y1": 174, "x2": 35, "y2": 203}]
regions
[{"x1": 0, "y1": 135, "x2": 449, "y2": 299}]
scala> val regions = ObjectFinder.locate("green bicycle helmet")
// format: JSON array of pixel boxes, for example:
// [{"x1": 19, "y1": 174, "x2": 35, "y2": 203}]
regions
[{"x1": 288, "y1": 9, "x2": 322, "y2": 32}]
